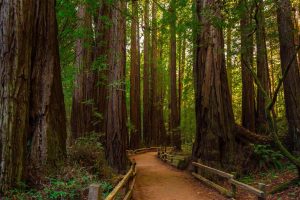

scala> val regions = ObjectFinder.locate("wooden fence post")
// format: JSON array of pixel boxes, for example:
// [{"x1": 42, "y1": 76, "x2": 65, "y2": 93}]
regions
[
  {"x1": 88, "y1": 184, "x2": 102, "y2": 200},
  {"x1": 258, "y1": 183, "x2": 266, "y2": 200}
]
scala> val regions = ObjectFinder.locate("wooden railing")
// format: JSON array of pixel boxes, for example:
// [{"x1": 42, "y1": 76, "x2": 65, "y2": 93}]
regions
[
  {"x1": 88, "y1": 161, "x2": 136, "y2": 200},
  {"x1": 88, "y1": 147, "x2": 159, "y2": 200},
  {"x1": 127, "y1": 147, "x2": 160, "y2": 155},
  {"x1": 192, "y1": 161, "x2": 267, "y2": 200}
]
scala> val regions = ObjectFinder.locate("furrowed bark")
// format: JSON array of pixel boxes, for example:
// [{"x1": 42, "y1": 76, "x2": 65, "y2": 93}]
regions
[
  {"x1": 104, "y1": 0, "x2": 128, "y2": 172},
  {"x1": 192, "y1": 0, "x2": 236, "y2": 168}
]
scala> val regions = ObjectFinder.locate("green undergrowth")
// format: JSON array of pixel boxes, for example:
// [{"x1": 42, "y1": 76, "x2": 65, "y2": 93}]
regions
[
  {"x1": 3, "y1": 134, "x2": 117, "y2": 200},
  {"x1": 238, "y1": 160, "x2": 297, "y2": 185}
]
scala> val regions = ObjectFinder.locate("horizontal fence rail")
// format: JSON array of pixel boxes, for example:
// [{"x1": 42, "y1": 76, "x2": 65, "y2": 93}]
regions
[
  {"x1": 192, "y1": 161, "x2": 266, "y2": 200},
  {"x1": 105, "y1": 161, "x2": 136, "y2": 200}
]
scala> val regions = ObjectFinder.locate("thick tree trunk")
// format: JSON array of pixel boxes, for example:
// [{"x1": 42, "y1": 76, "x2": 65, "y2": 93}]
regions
[
  {"x1": 277, "y1": 0, "x2": 300, "y2": 152},
  {"x1": 71, "y1": 4, "x2": 94, "y2": 140},
  {"x1": 255, "y1": 0, "x2": 271, "y2": 133},
  {"x1": 0, "y1": 0, "x2": 67, "y2": 192},
  {"x1": 130, "y1": 0, "x2": 141, "y2": 149},
  {"x1": 240, "y1": 0, "x2": 256, "y2": 131},
  {"x1": 104, "y1": 0, "x2": 128, "y2": 172},
  {"x1": 28, "y1": 0, "x2": 67, "y2": 174},
  {"x1": 192, "y1": 0, "x2": 236, "y2": 168},
  {"x1": 0, "y1": 0, "x2": 34, "y2": 192},
  {"x1": 169, "y1": 0, "x2": 181, "y2": 150},
  {"x1": 143, "y1": 0, "x2": 151, "y2": 146}
]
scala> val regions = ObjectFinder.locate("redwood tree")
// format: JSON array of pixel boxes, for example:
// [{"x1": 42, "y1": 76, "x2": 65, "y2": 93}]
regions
[
  {"x1": 277, "y1": 0, "x2": 300, "y2": 151},
  {"x1": 169, "y1": 0, "x2": 181, "y2": 150},
  {"x1": 0, "y1": 0, "x2": 67, "y2": 192},
  {"x1": 150, "y1": 1, "x2": 160, "y2": 145},
  {"x1": 0, "y1": 0, "x2": 33, "y2": 192},
  {"x1": 255, "y1": 0, "x2": 271, "y2": 133},
  {"x1": 104, "y1": 0, "x2": 129, "y2": 172},
  {"x1": 143, "y1": 0, "x2": 151, "y2": 146},
  {"x1": 240, "y1": 0, "x2": 256, "y2": 132},
  {"x1": 192, "y1": 0, "x2": 236, "y2": 168},
  {"x1": 130, "y1": 0, "x2": 141, "y2": 149},
  {"x1": 94, "y1": 0, "x2": 110, "y2": 134},
  {"x1": 71, "y1": 4, "x2": 94, "y2": 140}
]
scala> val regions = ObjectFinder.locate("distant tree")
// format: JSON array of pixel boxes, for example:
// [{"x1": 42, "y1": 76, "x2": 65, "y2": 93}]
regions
[
  {"x1": 130, "y1": 0, "x2": 141, "y2": 149},
  {"x1": 93, "y1": 0, "x2": 110, "y2": 134},
  {"x1": 71, "y1": 4, "x2": 94, "y2": 140},
  {"x1": 169, "y1": 0, "x2": 181, "y2": 150},
  {"x1": 150, "y1": 1, "x2": 160, "y2": 145},
  {"x1": 143, "y1": 0, "x2": 151, "y2": 146},
  {"x1": 240, "y1": 0, "x2": 256, "y2": 132},
  {"x1": 255, "y1": 0, "x2": 271, "y2": 133}
]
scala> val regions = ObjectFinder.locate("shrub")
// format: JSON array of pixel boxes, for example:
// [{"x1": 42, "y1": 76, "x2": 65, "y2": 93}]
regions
[{"x1": 253, "y1": 144, "x2": 284, "y2": 170}]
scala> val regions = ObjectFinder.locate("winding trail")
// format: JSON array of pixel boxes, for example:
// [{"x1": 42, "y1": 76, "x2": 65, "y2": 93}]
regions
[{"x1": 131, "y1": 152, "x2": 226, "y2": 200}]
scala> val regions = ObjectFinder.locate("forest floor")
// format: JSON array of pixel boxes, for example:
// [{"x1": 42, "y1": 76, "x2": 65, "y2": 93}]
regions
[{"x1": 131, "y1": 152, "x2": 226, "y2": 200}]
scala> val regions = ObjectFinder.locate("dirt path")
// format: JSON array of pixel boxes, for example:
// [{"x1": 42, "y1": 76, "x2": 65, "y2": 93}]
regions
[{"x1": 131, "y1": 152, "x2": 226, "y2": 200}]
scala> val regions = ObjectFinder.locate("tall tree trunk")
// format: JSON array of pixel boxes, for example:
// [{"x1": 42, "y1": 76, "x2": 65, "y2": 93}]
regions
[
  {"x1": 158, "y1": 36, "x2": 167, "y2": 145},
  {"x1": 71, "y1": 4, "x2": 94, "y2": 140},
  {"x1": 178, "y1": 34, "x2": 186, "y2": 124},
  {"x1": 104, "y1": 0, "x2": 128, "y2": 172},
  {"x1": 0, "y1": 0, "x2": 67, "y2": 192},
  {"x1": 94, "y1": 1, "x2": 110, "y2": 136},
  {"x1": 169, "y1": 0, "x2": 181, "y2": 150},
  {"x1": 0, "y1": 0, "x2": 34, "y2": 192},
  {"x1": 150, "y1": 1, "x2": 160, "y2": 145},
  {"x1": 130, "y1": 0, "x2": 141, "y2": 149},
  {"x1": 255, "y1": 0, "x2": 270, "y2": 133},
  {"x1": 192, "y1": 0, "x2": 236, "y2": 168},
  {"x1": 240, "y1": 0, "x2": 256, "y2": 131},
  {"x1": 143, "y1": 0, "x2": 151, "y2": 146},
  {"x1": 28, "y1": 0, "x2": 67, "y2": 175},
  {"x1": 277, "y1": 0, "x2": 300, "y2": 152}
]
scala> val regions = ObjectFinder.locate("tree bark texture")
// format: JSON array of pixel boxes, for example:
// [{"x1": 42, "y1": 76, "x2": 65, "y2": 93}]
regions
[
  {"x1": 0, "y1": 0, "x2": 67, "y2": 192},
  {"x1": 277, "y1": 0, "x2": 300, "y2": 152},
  {"x1": 240, "y1": 0, "x2": 256, "y2": 131},
  {"x1": 130, "y1": 0, "x2": 141, "y2": 149},
  {"x1": 104, "y1": 0, "x2": 129, "y2": 172},
  {"x1": 0, "y1": 0, "x2": 34, "y2": 192},
  {"x1": 192, "y1": 0, "x2": 236, "y2": 168}
]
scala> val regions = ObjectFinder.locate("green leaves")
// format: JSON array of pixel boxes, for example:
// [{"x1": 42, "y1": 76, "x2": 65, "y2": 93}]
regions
[{"x1": 253, "y1": 144, "x2": 284, "y2": 170}]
